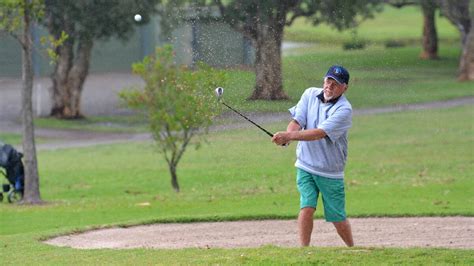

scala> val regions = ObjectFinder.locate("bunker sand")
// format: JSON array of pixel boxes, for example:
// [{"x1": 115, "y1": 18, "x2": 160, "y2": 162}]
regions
[{"x1": 45, "y1": 217, "x2": 474, "y2": 250}]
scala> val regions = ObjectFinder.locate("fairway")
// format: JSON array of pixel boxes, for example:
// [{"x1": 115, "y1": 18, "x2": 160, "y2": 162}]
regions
[
  {"x1": 1, "y1": 105, "x2": 473, "y2": 264},
  {"x1": 1, "y1": 2, "x2": 474, "y2": 264}
]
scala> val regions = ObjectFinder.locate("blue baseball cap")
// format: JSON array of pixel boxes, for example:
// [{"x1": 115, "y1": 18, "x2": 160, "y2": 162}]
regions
[{"x1": 324, "y1": 65, "x2": 350, "y2": 85}]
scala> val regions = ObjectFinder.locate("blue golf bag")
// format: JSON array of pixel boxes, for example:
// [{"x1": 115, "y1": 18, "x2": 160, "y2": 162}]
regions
[{"x1": 0, "y1": 142, "x2": 25, "y2": 203}]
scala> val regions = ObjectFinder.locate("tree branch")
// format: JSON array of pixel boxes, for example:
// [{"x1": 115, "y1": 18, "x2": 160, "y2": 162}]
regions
[
  {"x1": 8, "y1": 31, "x2": 27, "y2": 49},
  {"x1": 213, "y1": 0, "x2": 257, "y2": 40},
  {"x1": 175, "y1": 129, "x2": 195, "y2": 165},
  {"x1": 286, "y1": 9, "x2": 315, "y2": 26},
  {"x1": 285, "y1": 0, "x2": 319, "y2": 27},
  {"x1": 384, "y1": 0, "x2": 419, "y2": 8}
]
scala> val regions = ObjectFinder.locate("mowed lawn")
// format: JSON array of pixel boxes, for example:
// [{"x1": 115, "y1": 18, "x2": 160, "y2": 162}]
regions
[
  {"x1": 0, "y1": 106, "x2": 473, "y2": 264},
  {"x1": 1, "y1": 4, "x2": 473, "y2": 265},
  {"x1": 284, "y1": 5, "x2": 459, "y2": 44},
  {"x1": 32, "y1": 44, "x2": 474, "y2": 133},
  {"x1": 223, "y1": 44, "x2": 473, "y2": 113}
]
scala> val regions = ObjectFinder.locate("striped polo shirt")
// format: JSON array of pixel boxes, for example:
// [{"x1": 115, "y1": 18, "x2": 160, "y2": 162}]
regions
[{"x1": 289, "y1": 87, "x2": 352, "y2": 179}]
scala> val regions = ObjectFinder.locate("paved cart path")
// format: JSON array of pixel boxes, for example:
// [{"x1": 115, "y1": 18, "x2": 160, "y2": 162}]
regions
[{"x1": 1, "y1": 96, "x2": 472, "y2": 151}]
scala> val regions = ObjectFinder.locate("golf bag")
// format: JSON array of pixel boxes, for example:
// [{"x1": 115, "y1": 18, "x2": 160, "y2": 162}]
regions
[{"x1": 0, "y1": 142, "x2": 24, "y2": 203}]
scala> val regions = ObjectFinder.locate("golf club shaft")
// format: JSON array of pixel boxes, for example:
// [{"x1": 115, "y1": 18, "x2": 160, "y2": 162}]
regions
[{"x1": 221, "y1": 102, "x2": 274, "y2": 137}]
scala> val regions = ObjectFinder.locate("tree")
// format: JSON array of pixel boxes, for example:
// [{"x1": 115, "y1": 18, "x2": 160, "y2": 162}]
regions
[
  {"x1": 388, "y1": 0, "x2": 473, "y2": 77},
  {"x1": 439, "y1": 0, "x2": 471, "y2": 44},
  {"x1": 420, "y1": 0, "x2": 439, "y2": 59},
  {"x1": 0, "y1": 0, "x2": 43, "y2": 204},
  {"x1": 439, "y1": 0, "x2": 473, "y2": 80},
  {"x1": 43, "y1": 0, "x2": 159, "y2": 119},
  {"x1": 211, "y1": 0, "x2": 381, "y2": 100},
  {"x1": 386, "y1": 0, "x2": 440, "y2": 59},
  {"x1": 119, "y1": 46, "x2": 226, "y2": 192},
  {"x1": 458, "y1": 2, "x2": 474, "y2": 80}
]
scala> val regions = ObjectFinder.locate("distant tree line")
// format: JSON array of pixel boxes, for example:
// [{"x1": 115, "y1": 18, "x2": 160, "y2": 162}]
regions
[
  {"x1": 386, "y1": 0, "x2": 473, "y2": 80},
  {"x1": 1, "y1": 0, "x2": 473, "y2": 199}
]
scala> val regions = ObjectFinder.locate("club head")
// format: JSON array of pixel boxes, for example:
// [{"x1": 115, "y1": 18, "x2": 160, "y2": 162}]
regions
[{"x1": 215, "y1": 87, "x2": 224, "y2": 100}]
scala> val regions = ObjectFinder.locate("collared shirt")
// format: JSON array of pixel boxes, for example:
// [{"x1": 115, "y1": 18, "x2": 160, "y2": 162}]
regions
[
  {"x1": 289, "y1": 87, "x2": 352, "y2": 179},
  {"x1": 316, "y1": 90, "x2": 341, "y2": 104}
]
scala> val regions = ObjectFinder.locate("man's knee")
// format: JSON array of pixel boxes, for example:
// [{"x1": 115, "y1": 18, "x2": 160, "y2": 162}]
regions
[
  {"x1": 332, "y1": 220, "x2": 353, "y2": 236},
  {"x1": 332, "y1": 219, "x2": 349, "y2": 228},
  {"x1": 300, "y1": 207, "x2": 315, "y2": 216}
]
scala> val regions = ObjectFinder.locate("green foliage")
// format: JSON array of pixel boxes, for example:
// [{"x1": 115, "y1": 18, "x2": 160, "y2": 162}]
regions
[
  {"x1": 42, "y1": 0, "x2": 159, "y2": 44},
  {"x1": 0, "y1": 0, "x2": 66, "y2": 64},
  {"x1": 39, "y1": 30, "x2": 68, "y2": 63},
  {"x1": 342, "y1": 30, "x2": 367, "y2": 50},
  {"x1": 0, "y1": 0, "x2": 44, "y2": 33},
  {"x1": 209, "y1": 0, "x2": 382, "y2": 38},
  {"x1": 384, "y1": 39, "x2": 407, "y2": 48},
  {"x1": 120, "y1": 45, "x2": 226, "y2": 191},
  {"x1": 342, "y1": 40, "x2": 366, "y2": 50},
  {"x1": 307, "y1": 0, "x2": 383, "y2": 31}
]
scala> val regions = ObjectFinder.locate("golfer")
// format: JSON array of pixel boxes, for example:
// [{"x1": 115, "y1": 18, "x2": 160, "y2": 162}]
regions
[{"x1": 272, "y1": 65, "x2": 354, "y2": 247}]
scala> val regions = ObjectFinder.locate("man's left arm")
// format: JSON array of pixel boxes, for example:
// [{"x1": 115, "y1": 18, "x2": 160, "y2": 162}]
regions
[
  {"x1": 272, "y1": 107, "x2": 351, "y2": 145},
  {"x1": 272, "y1": 128, "x2": 327, "y2": 145}
]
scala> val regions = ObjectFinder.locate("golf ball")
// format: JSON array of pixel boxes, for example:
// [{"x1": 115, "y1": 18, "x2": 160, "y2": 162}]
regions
[
  {"x1": 134, "y1": 14, "x2": 142, "y2": 22},
  {"x1": 215, "y1": 87, "x2": 224, "y2": 97}
]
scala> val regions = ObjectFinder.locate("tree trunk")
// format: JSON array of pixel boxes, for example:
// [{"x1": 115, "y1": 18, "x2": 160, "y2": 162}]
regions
[
  {"x1": 21, "y1": 0, "x2": 42, "y2": 204},
  {"x1": 458, "y1": 20, "x2": 474, "y2": 81},
  {"x1": 420, "y1": 0, "x2": 438, "y2": 59},
  {"x1": 439, "y1": 0, "x2": 471, "y2": 45},
  {"x1": 249, "y1": 23, "x2": 288, "y2": 100},
  {"x1": 50, "y1": 38, "x2": 93, "y2": 119},
  {"x1": 169, "y1": 164, "x2": 180, "y2": 193},
  {"x1": 50, "y1": 38, "x2": 73, "y2": 117}
]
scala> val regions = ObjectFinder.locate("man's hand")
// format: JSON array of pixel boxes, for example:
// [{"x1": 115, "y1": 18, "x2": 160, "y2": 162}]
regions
[
  {"x1": 272, "y1": 127, "x2": 328, "y2": 146},
  {"x1": 272, "y1": 131, "x2": 291, "y2": 146}
]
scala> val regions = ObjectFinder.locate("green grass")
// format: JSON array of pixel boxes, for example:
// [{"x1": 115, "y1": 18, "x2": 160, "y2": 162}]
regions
[
  {"x1": 29, "y1": 5, "x2": 474, "y2": 132},
  {"x1": 284, "y1": 5, "x2": 459, "y2": 44},
  {"x1": 1, "y1": 5, "x2": 472, "y2": 264},
  {"x1": 3, "y1": 4, "x2": 468, "y2": 139},
  {"x1": 1, "y1": 106, "x2": 473, "y2": 264},
  {"x1": 221, "y1": 44, "x2": 473, "y2": 112},
  {"x1": 0, "y1": 133, "x2": 22, "y2": 145},
  {"x1": 0, "y1": 243, "x2": 472, "y2": 265},
  {"x1": 29, "y1": 6, "x2": 473, "y2": 132},
  {"x1": 31, "y1": 44, "x2": 472, "y2": 133},
  {"x1": 34, "y1": 115, "x2": 149, "y2": 133}
]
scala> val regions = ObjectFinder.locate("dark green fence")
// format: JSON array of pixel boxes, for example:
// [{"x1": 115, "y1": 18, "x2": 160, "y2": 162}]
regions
[{"x1": 0, "y1": 17, "x2": 254, "y2": 78}]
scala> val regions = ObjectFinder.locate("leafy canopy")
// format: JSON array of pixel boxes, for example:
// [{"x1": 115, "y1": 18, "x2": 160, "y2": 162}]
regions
[
  {"x1": 120, "y1": 45, "x2": 226, "y2": 159},
  {"x1": 0, "y1": 0, "x2": 43, "y2": 36},
  {"x1": 43, "y1": 0, "x2": 159, "y2": 41}
]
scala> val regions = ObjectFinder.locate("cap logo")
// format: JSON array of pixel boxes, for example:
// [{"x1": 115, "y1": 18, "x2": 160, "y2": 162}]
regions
[{"x1": 325, "y1": 65, "x2": 349, "y2": 84}]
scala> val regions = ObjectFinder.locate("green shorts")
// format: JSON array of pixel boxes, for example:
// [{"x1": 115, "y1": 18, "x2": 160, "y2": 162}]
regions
[{"x1": 296, "y1": 168, "x2": 347, "y2": 222}]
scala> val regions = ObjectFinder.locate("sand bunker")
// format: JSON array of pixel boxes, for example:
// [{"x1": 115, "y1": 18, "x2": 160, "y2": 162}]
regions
[{"x1": 44, "y1": 217, "x2": 474, "y2": 250}]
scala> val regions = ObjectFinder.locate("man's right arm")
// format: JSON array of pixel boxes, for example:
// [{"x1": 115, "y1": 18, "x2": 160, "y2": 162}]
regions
[
  {"x1": 287, "y1": 120, "x2": 301, "y2": 132},
  {"x1": 272, "y1": 120, "x2": 328, "y2": 145}
]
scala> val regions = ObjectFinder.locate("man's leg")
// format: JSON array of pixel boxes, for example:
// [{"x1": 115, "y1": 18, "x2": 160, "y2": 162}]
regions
[
  {"x1": 333, "y1": 219, "x2": 354, "y2": 247},
  {"x1": 298, "y1": 207, "x2": 315, "y2": 246}
]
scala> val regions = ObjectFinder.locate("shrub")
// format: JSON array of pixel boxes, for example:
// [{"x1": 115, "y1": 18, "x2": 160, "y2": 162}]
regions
[
  {"x1": 385, "y1": 39, "x2": 406, "y2": 48},
  {"x1": 119, "y1": 45, "x2": 226, "y2": 192}
]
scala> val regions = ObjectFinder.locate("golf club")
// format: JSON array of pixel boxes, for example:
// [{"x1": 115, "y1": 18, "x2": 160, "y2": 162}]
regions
[{"x1": 215, "y1": 87, "x2": 287, "y2": 147}]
